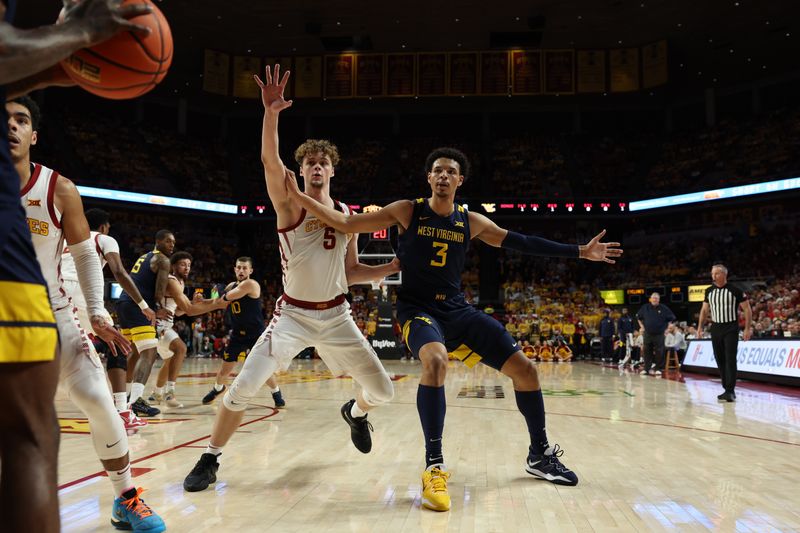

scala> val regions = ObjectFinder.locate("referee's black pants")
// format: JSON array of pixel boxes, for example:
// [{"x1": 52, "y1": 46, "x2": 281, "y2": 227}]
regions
[
  {"x1": 642, "y1": 332, "x2": 665, "y2": 371},
  {"x1": 711, "y1": 322, "x2": 739, "y2": 393}
]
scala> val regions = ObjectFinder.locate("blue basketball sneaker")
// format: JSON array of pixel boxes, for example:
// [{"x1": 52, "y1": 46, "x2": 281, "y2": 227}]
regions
[
  {"x1": 111, "y1": 487, "x2": 166, "y2": 532},
  {"x1": 525, "y1": 444, "x2": 579, "y2": 486}
]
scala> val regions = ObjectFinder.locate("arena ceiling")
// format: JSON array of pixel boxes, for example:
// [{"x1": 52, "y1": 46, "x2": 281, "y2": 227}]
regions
[{"x1": 16, "y1": 0, "x2": 800, "y2": 94}]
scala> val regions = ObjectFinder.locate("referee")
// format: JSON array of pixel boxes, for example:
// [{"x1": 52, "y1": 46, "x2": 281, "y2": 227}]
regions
[{"x1": 697, "y1": 264, "x2": 752, "y2": 402}]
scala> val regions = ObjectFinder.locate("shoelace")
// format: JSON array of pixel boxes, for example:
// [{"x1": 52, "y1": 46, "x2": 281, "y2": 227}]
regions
[
  {"x1": 359, "y1": 419, "x2": 374, "y2": 432},
  {"x1": 428, "y1": 469, "x2": 450, "y2": 493},
  {"x1": 190, "y1": 456, "x2": 215, "y2": 475},
  {"x1": 121, "y1": 488, "x2": 153, "y2": 518},
  {"x1": 545, "y1": 444, "x2": 570, "y2": 473}
]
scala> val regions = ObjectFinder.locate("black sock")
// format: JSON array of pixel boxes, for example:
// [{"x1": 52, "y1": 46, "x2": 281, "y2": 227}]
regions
[
  {"x1": 417, "y1": 384, "x2": 446, "y2": 467},
  {"x1": 515, "y1": 389, "x2": 548, "y2": 455}
]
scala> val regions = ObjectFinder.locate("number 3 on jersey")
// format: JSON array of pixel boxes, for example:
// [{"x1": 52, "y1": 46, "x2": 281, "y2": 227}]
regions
[
  {"x1": 431, "y1": 241, "x2": 448, "y2": 267},
  {"x1": 323, "y1": 226, "x2": 336, "y2": 250}
]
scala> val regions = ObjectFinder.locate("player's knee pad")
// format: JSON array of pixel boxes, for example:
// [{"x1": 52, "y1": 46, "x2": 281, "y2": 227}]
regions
[
  {"x1": 106, "y1": 352, "x2": 128, "y2": 371},
  {"x1": 222, "y1": 380, "x2": 251, "y2": 412},
  {"x1": 361, "y1": 373, "x2": 394, "y2": 406},
  {"x1": 67, "y1": 372, "x2": 128, "y2": 460}
]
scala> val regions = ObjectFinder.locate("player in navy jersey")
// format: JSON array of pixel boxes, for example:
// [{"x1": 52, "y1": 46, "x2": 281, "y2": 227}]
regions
[
  {"x1": 201, "y1": 257, "x2": 285, "y2": 408},
  {"x1": 1, "y1": 1, "x2": 153, "y2": 530},
  {"x1": 118, "y1": 230, "x2": 175, "y2": 417},
  {"x1": 286, "y1": 147, "x2": 622, "y2": 512}
]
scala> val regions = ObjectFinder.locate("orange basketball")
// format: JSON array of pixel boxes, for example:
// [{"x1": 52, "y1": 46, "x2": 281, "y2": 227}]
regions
[{"x1": 60, "y1": 0, "x2": 173, "y2": 100}]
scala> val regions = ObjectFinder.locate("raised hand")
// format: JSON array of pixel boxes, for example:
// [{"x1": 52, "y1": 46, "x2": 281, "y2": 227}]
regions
[
  {"x1": 580, "y1": 229, "x2": 623, "y2": 264},
  {"x1": 63, "y1": 0, "x2": 153, "y2": 44},
  {"x1": 90, "y1": 315, "x2": 131, "y2": 356},
  {"x1": 254, "y1": 64, "x2": 293, "y2": 113}
]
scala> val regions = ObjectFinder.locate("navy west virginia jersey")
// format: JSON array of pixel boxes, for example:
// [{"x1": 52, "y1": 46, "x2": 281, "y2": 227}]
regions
[
  {"x1": 227, "y1": 284, "x2": 265, "y2": 338},
  {"x1": 0, "y1": 0, "x2": 58, "y2": 363},
  {"x1": 396, "y1": 198, "x2": 470, "y2": 305},
  {"x1": 118, "y1": 250, "x2": 161, "y2": 308},
  {"x1": 395, "y1": 198, "x2": 520, "y2": 370}
]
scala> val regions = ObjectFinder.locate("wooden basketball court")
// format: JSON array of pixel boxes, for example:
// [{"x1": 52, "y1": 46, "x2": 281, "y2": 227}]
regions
[{"x1": 56, "y1": 359, "x2": 800, "y2": 532}]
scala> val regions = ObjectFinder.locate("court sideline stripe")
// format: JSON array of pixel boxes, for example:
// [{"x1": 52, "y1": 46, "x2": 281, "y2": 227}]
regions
[{"x1": 58, "y1": 409, "x2": 278, "y2": 491}]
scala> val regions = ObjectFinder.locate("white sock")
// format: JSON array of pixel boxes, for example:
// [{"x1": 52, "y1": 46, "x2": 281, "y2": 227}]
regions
[
  {"x1": 155, "y1": 386, "x2": 164, "y2": 396},
  {"x1": 350, "y1": 401, "x2": 367, "y2": 418},
  {"x1": 113, "y1": 392, "x2": 127, "y2": 412},
  {"x1": 269, "y1": 386, "x2": 280, "y2": 394},
  {"x1": 205, "y1": 444, "x2": 223, "y2": 456},
  {"x1": 107, "y1": 464, "x2": 134, "y2": 498},
  {"x1": 214, "y1": 383, "x2": 224, "y2": 392},
  {"x1": 167, "y1": 381, "x2": 176, "y2": 393},
  {"x1": 125, "y1": 382, "x2": 132, "y2": 395},
  {"x1": 129, "y1": 382, "x2": 145, "y2": 404}
]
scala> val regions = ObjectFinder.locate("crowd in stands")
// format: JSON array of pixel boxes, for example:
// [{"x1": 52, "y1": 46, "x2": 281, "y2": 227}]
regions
[{"x1": 32, "y1": 100, "x2": 800, "y2": 205}]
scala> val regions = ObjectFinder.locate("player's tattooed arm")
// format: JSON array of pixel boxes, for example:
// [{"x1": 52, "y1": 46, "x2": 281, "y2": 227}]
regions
[
  {"x1": 284, "y1": 168, "x2": 413, "y2": 233},
  {"x1": 153, "y1": 253, "x2": 171, "y2": 311}
]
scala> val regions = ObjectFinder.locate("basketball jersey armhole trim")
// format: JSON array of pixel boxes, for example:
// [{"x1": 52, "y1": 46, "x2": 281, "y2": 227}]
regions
[
  {"x1": 19, "y1": 163, "x2": 42, "y2": 197},
  {"x1": 46, "y1": 171, "x2": 61, "y2": 229},
  {"x1": 94, "y1": 233, "x2": 105, "y2": 258},
  {"x1": 277, "y1": 208, "x2": 306, "y2": 233}
]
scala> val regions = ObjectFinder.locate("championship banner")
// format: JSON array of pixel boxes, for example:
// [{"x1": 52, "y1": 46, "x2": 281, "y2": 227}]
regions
[
  {"x1": 294, "y1": 56, "x2": 322, "y2": 98},
  {"x1": 511, "y1": 50, "x2": 542, "y2": 95},
  {"x1": 610, "y1": 48, "x2": 639, "y2": 93},
  {"x1": 386, "y1": 53, "x2": 415, "y2": 97},
  {"x1": 355, "y1": 54, "x2": 384, "y2": 97},
  {"x1": 480, "y1": 51, "x2": 509, "y2": 95},
  {"x1": 263, "y1": 56, "x2": 293, "y2": 98},
  {"x1": 543, "y1": 50, "x2": 574, "y2": 94},
  {"x1": 685, "y1": 339, "x2": 800, "y2": 379},
  {"x1": 203, "y1": 50, "x2": 230, "y2": 96},
  {"x1": 232, "y1": 56, "x2": 261, "y2": 99},
  {"x1": 448, "y1": 52, "x2": 478, "y2": 95},
  {"x1": 417, "y1": 53, "x2": 447, "y2": 96},
  {"x1": 576, "y1": 50, "x2": 606, "y2": 93},
  {"x1": 324, "y1": 54, "x2": 354, "y2": 98},
  {"x1": 642, "y1": 40, "x2": 669, "y2": 88}
]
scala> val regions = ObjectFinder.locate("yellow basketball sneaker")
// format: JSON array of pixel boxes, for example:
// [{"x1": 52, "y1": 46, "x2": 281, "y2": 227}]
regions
[{"x1": 421, "y1": 465, "x2": 451, "y2": 511}]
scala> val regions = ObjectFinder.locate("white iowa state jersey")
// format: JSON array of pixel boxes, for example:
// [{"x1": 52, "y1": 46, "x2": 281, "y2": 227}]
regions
[
  {"x1": 157, "y1": 274, "x2": 180, "y2": 331},
  {"x1": 61, "y1": 231, "x2": 120, "y2": 282},
  {"x1": 19, "y1": 163, "x2": 69, "y2": 310},
  {"x1": 277, "y1": 203, "x2": 351, "y2": 303}
]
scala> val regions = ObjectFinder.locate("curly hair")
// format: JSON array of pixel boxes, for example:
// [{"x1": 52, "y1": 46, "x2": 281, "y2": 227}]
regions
[
  {"x1": 294, "y1": 139, "x2": 340, "y2": 167},
  {"x1": 425, "y1": 147, "x2": 470, "y2": 181}
]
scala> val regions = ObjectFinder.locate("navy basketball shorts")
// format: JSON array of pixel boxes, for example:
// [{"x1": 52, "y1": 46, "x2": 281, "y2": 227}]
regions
[{"x1": 397, "y1": 297, "x2": 520, "y2": 370}]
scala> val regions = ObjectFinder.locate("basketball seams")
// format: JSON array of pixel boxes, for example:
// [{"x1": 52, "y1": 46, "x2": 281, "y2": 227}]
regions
[{"x1": 81, "y1": 47, "x2": 165, "y2": 76}]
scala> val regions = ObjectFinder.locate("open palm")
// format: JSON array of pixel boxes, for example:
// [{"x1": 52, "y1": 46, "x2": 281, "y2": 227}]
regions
[{"x1": 254, "y1": 64, "x2": 293, "y2": 113}]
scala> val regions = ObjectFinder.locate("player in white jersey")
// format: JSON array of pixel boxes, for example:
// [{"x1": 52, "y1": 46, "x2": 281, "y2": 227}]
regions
[
  {"x1": 149, "y1": 251, "x2": 227, "y2": 408},
  {"x1": 61, "y1": 207, "x2": 154, "y2": 430},
  {"x1": 10, "y1": 97, "x2": 165, "y2": 532},
  {"x1": 183, "y1": 65, "x2": 400, "y2": 492}
]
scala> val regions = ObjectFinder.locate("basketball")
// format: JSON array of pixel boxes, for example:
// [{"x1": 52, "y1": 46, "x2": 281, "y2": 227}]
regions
[{"x1": 59, "y1": 0, "x2": 172, "y2": 100}]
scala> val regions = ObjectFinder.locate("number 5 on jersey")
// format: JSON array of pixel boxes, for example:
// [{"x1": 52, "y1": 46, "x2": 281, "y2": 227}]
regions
[{"x1": 431, "y1": 241, "x2": 448, "y2": 267}]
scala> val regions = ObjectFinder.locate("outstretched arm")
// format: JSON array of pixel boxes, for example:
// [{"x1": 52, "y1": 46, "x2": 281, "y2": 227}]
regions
[
  {"x1": 0, "y1": 0, "x2": 151, "y2": 86},
  {"x1": 469, "y1": 211, "x2": 623, "y2": 263},
  {"x1": 170, "y1": 279, "x2": 226, "y2": 316},
  {"x1": 344, "y1": 236, "x2": 401, "y2": 286},
  {"x1": 285, "y1": 168, "x2": 411, "y2": 233},
  {"x1": 254, "y1": 64, "x2": 293, "y2": 207}
]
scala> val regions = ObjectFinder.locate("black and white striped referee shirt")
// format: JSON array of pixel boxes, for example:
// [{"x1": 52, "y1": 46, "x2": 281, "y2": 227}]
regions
[{"x1": 703, "y1": 284, "x2": 747, "y2": 325}]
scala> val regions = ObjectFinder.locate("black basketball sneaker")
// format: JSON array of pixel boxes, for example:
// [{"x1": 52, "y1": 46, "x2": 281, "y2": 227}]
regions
[
  {"x1": 340, "y1": 399, "x2": 373, "y2": 453},
  {"x1": 525, "y1": 444, "x2": 579, "y2": 486}
]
